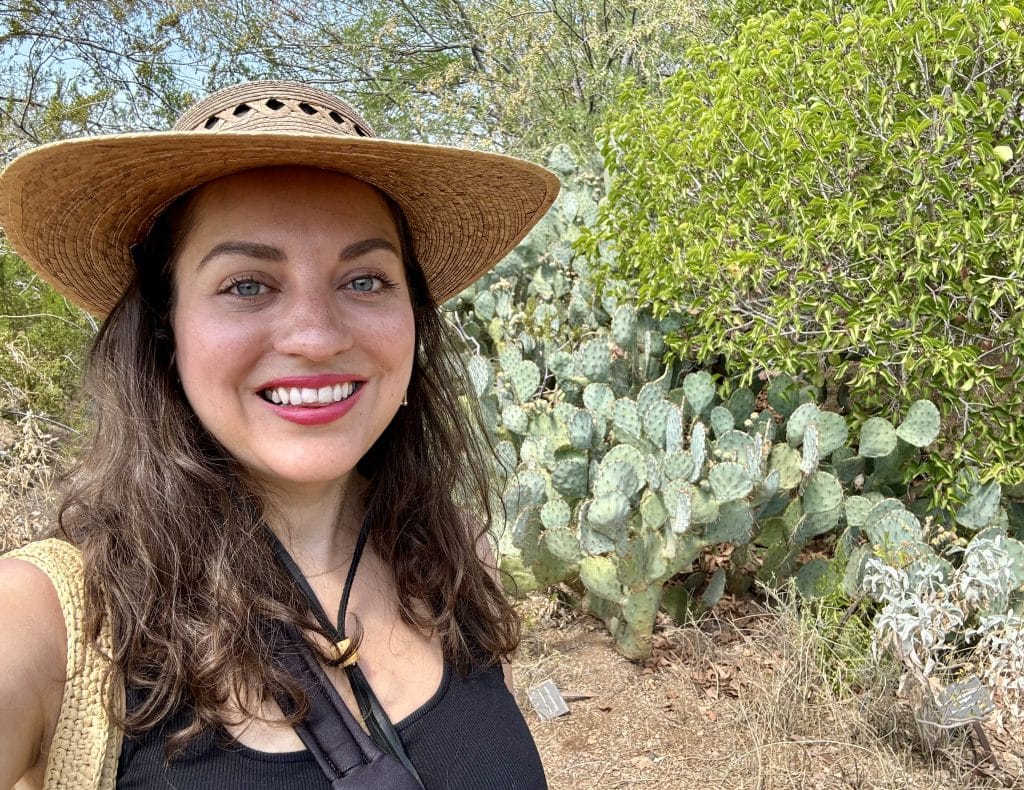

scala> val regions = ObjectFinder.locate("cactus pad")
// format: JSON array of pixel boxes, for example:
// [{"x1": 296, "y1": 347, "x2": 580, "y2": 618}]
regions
[
  {"x1": 548, "y1": 350, "x2": 575, "y2": 381},
  {"x1": 707, "y1": 405, "x2": 734, "y2": 438},
  {"x1": 715, "y1": 429, "x2": 756, "y2": 463},
  {"x1": 544, "y1": 528, "x2": 581, "y2": 563},
  {"x1": 792, "y1": 506, "x2": 841, "y2": 544},
  {"x1": 835, "y1": 454, "x2": 866, "y2": 485},
  {"x1": 817, "y1": 412, "x2": 849, "y2": 457},
  {"x1": 642, "y1": 398, "x2": 674, "y2": 447},
  {"x1": 705, "y1": 500, "x2": 754, "y2": 544},
  {"x1": 501, "y1": 403, "x2": 529, "y2": 434},
  {"x1": 726, "y1": 387, "x2": 756, "y2": 425},
  {"x1": 843, "y1": 545, "x2": 872, "y2": 597},
  {"x1": 844, "y1": 496, "x2": 873, "y2": 528},
  {"x1": 602, "y1": 444, "x2": 647, "y2": 483},
  {"x1": 611, "y1": 306, "x2": 638, "y2": 347},
  {"x1": 800, "y1": 424, "x2": 820, "y2": 475},
  {"x1": 568, "y1": 410, "x2": 595, "y2": 450},
  {"x1": 579, "y1": 523, "x2": 616, "y2": 555},
  {"x1": 672, "y1": 492, "x2": 692, "y2": 535},
  {"x1": 769, "y1": 444, "x2": 803, "y2": 490},
  {"x1": 467, "y1": 355, "x2": 494, "y2": 399},
  {"x1": 767, "y1": 373, "x2": 801, "y2": 418},
  {"x1": 683, "y1": 371, "x2": 715, "y2": 416},
  {"x1": 611, "y1": 398, "x2": 643, "y2": 441},
  {"x1": 865, "y1": 509, "x2": 924, "y2": 551},
  {"x1": 786, "y1": 402, "x2": 821, "y2": 447},
  {"x1": 494, "y1": 440, "x2": 518, "y2": 477},
  {"x1": 473, "y1": 290, "x2": 496, "y2": 322},
  {"x1": 640, "y1": 491, "x2": 668, "y2": 531},
  {"x1": 583, "y1": 382, "x2": 616, "y2": 417},
  {"x1": 546, "y1": 144, "x2": 578, "y2": 175},
  {"x1": 578, "y1": 339, "x2": 613, "y2": 382},
  {"x1": 709, "y1": 462, "x2": 754, "y2": 501},
  {"x1": 896, "y1": 399, "x2": 940, "y2": 447},
  {"x1": 552, "y1": 455, "x2": 589, "y2": 499},
  {"x1": 587, "y1": 490, "x2": 631, "y2": 535},
  {"x1": 579, "y1": 556, "x2": 622, "y2": 602},
  {"x1": 665, "y1": 406, "x2": 684, "y2": 453},
  {"x1": 802, "y1": 471, "x2": 843, "y2": 514},
  {"x1": 540, "y1": 497, "x2": 572, "y2": 530},
  {"x1": 595, "y1": 459, "x2": 642, "y2": 498},
  {"x1": 690, "y1": 422, "x2": 707, "y2": 480},
  {"x1": 955, "y1": 481, "x2": 1002, "y2": 531},
  {"x1": 508, "y1": 360, "x2": 541, "y2": 403},
  {"x1": 794, "y1": 559, "x2": 831, "y2": 598},
  {"x1": 858, "y1": 417, "x2": 897, "y2": 458},
  {"x1": 664, "y1": 450, "x2": 696, "y2": 481}
]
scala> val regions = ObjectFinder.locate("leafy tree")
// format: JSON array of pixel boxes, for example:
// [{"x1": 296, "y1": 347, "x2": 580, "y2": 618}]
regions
[
  {"x1": 0, "y1": 0, "x2": 200, "y2": 154},
  {"x1": 586, "y1": 0, "x2": 1024, "y2": 490},
  {"x1": 180, "y1": 0, "x2": 707, "y2": 155}
]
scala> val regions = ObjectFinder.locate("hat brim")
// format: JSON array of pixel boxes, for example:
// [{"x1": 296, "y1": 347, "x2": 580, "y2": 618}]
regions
[{"x1": 0, "y1": 132, "x2": 560, "y2": 316}]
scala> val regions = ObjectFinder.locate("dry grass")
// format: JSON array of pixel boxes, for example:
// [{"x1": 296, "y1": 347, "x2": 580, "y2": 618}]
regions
[
  {"x1": 0, "y1": 411, "x2": 61, "y2": 552},
  {"x1": 513, "y1": 591, "x2": 1023, "y2": 789}
]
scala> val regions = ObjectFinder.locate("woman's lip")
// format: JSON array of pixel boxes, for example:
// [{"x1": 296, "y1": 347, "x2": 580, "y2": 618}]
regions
[
  {"x1": 264, "y1": 384, "x2": 364, "y2": 426},
  {"x1": 256, "y1": 373, "x2": 365, "y2": 390}
]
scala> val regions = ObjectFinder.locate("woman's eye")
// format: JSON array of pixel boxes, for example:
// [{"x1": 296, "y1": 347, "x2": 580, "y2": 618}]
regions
[
  {"x1": 350, "y1": 276, "x2": 378, "y2": 293},
  {"x1": 230, "y1": 280, "x2": 265, "y2": 297}
]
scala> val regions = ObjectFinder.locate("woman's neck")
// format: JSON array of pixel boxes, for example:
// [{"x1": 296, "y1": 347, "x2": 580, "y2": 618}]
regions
[{"x1": 261, "y1": 474, "x2": 368, "y2": 575}]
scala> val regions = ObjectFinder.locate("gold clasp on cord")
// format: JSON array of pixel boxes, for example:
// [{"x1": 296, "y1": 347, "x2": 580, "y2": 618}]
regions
[{"x1": 335, "y1": 637, "x2": 359, "y2": 667}]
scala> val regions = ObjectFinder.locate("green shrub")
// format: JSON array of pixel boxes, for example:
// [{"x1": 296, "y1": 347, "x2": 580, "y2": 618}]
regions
[
  {"x1": 584, "y1": 0, "x2": 1024, "y2": 491},
  {"x1": 0, "y1": 253, "x2": 93, "y2": 420}
]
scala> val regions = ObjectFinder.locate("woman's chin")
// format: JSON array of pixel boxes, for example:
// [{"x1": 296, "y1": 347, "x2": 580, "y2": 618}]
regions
[{"x1": 250, "y1": 464, "x2": 361, "y2": 500}]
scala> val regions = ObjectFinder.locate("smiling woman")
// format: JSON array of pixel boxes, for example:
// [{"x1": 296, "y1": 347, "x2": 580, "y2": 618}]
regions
[
  {"x1": 170, "y1": 169, "x2": 415, "y2": 489},
  {"x1": 0, "y1": 82, "x2": 558, "y2": 789}
]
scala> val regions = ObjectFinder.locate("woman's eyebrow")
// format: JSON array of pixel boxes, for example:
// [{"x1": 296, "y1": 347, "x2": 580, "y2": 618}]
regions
[
  {"x1": 339, "y1": 238, "x2": 400, "y2": 261},
  {"x1": 197, "y1": 238, "x2": 399, "y2": 267},
  {"x1": 199, "y1": 241, "x2": 284, "y2": 267}
]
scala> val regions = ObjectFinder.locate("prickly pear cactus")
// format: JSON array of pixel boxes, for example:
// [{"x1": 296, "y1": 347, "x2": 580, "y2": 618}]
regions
[{"x1": 446, "y1": 144, "x2": 967, "y2": 660}]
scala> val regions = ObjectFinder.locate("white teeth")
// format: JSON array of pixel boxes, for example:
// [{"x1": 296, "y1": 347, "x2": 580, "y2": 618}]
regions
[{"x1": 264, "y1": 382, "x2": 360, "y2": 406}]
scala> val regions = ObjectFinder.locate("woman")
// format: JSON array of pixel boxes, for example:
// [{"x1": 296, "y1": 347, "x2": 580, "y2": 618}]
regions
[{"x1": 0, "y1": 81, "x2": 558, "y2": 788}]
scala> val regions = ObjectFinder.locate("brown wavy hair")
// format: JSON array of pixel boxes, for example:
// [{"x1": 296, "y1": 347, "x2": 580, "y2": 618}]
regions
[{"x1": 56, "y1": 176, "x2": 519, "y2": 756}]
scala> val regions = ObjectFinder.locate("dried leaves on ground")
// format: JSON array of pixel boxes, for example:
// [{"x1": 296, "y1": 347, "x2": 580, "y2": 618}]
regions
[{"x1": 513, "y1": 593, "x2": 1023, "y2": 790}]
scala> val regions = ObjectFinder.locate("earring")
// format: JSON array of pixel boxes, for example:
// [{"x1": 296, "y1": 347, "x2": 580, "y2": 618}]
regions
[{"x1": 401, "y1": 392, "x2": 408, "y2": 406}]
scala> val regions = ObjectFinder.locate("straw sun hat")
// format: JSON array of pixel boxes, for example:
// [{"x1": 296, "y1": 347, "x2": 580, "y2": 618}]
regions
[{"x1": 0, "y1": 81, "x2": 560, "y2": 317}]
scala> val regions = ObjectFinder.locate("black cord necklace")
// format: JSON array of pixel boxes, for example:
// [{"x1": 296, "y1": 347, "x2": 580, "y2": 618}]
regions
[{"x1": 268, "y1": 516, "x2": 424, "y2": 786}]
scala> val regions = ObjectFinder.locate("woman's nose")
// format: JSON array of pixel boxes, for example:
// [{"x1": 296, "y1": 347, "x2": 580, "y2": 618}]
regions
[{"x1": 273, "y1": 288, "x2": 354, "y2": 361}]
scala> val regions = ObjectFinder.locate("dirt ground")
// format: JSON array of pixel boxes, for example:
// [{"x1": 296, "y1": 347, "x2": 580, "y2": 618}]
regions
[{"x1": 511, "y1": 594, "x2": 1024, "y2": 790}]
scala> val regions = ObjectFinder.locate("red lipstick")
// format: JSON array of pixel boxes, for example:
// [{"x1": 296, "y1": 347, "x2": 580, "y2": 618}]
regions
[{"x1": 257, "y1": 374, "x2": 366, "y2": 426}]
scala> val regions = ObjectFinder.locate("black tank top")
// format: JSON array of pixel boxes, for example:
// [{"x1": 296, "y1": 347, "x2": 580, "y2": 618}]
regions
[{"x1": 116, "y1": 662, "x2": 547, "y2": 789}]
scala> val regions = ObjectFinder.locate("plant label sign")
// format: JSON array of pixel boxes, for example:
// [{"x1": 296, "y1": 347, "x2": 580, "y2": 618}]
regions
[{"x1": 528, "y1": 678, "x2": 570, "y2": 720}]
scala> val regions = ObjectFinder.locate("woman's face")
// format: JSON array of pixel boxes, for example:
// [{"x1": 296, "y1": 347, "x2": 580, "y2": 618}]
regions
[{"x1": 170, "y1": 166, "x2": 415, "y2": 499}]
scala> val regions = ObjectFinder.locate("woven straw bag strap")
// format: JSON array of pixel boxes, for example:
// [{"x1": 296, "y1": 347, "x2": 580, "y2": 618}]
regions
[{"x1": 3, "y1": 538, "x2": 121, "y2": 789}]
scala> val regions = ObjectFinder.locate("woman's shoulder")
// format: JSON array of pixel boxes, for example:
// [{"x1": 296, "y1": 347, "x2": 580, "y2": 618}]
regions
[
  {"x1": 1, "y1": 538, "x2": 122, "y2": 789},
  {"x1": 2, "y1": 538, "x2": 83, "y2": 654},
  {"x1": 0, "y1": 539, "x2": 73, "y2": 788},
  {"x1": 0, "y1": 537, "x2": 74, "y2": 656}
]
